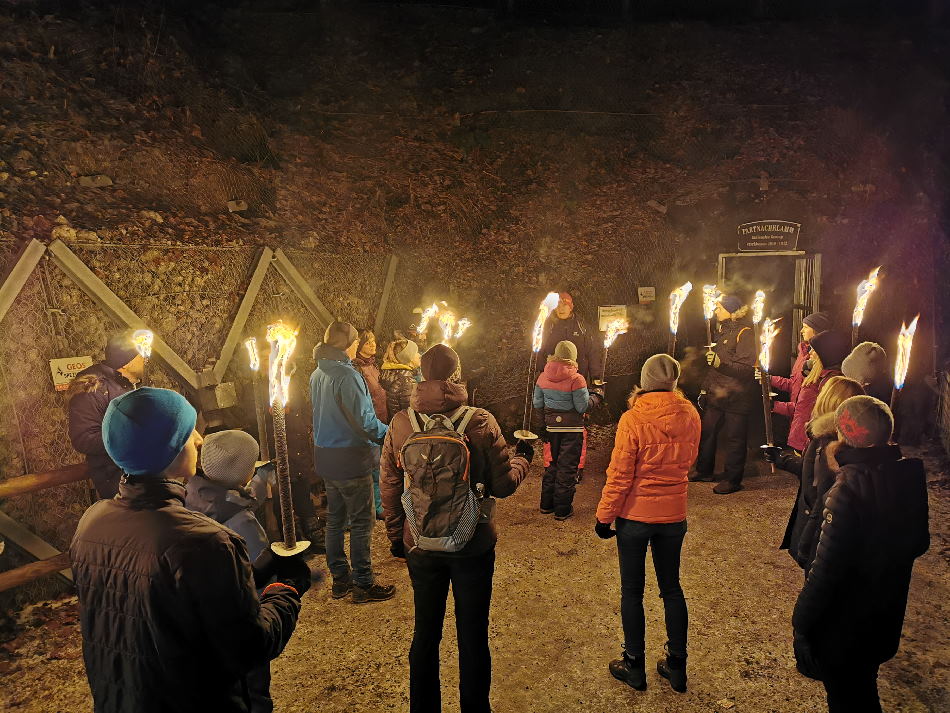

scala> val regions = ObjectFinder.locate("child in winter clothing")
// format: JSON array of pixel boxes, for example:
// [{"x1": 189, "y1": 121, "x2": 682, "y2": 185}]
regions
[
  {"x1": 185, "y1": 429, "x2": 270, "y2": 562},
  {"x1": 533, "y1": 340, "x2": 601, "y2": 519},
  {"x1": 595, "y1": 354, "x2": 701, "y2": 694},
  {"x1": 792, "y1": 396, "x2": 929, "y2": 713},
  {"x1": 380, "y1": 336, "x2": 422, "y2": 417}
]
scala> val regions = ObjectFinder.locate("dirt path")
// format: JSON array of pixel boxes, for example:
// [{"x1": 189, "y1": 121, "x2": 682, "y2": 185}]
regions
[{"x1": 2, "y1": 436, "x2": 947, "y2": 713}]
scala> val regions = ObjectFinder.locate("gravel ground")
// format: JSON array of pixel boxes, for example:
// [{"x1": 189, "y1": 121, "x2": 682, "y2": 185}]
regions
[{"x1": 1, "y1": 435, "x2": 947, "y2": 713}]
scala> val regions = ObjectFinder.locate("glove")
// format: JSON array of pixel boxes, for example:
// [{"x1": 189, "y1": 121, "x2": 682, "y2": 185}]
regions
[
  {"x1": 793, "y1": 632, "x2": 823, "y2": 681},
  {"x1": 515, "y1": 439, "x2": 535, "y2": 462},
  {"x1": 706, "y1": 350, "x2": 721, "y2": 369},
  {"x1": 762, "y1": 445, "x2": 782, "y2": 464},
  {"x1": 390, "y1": 540, "x2": 406, "y2": 560},
  {"x1": 594, "y1": 521, "x2": 616, "y2": 539},
  {"x1": 271, "y1": 552, "x2": 313, "y2": 596},
  {"x1": 589, "y1": 388, "x2": 605, "y2": 404},
  {"x1": 251, "y1": 548, "x2": 277, "y2": 589}
]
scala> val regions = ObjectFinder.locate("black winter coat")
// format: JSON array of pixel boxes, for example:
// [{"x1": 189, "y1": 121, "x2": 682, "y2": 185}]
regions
[
  {"x1": 66, "y1": 363, "x2": 134, "y2": 498},
  {"x1": 539, "y1": 313, "x2": 601, "y2": 384},
  {"x1": 70, "y1": 478, "x2": 301, "y2": 713},
  {"x1": 778, "y1": 412, "x2": 839, "y2": 570},
  {"x1": 380, "y1": 365, "x2": 417, "y2": 418},
  {"x1": 704, "y1": 317, "x2": 757, "y2": 413},
  {"x1": 792, "y1": 444, "x2": 929, "y2": 665}
]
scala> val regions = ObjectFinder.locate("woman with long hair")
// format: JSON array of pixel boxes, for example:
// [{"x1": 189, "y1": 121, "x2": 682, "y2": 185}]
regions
[{"x1": 595, "y1": 354, "x2": 701, "y2": 694}]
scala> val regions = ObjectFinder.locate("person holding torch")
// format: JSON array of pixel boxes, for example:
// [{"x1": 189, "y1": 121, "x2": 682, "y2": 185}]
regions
[{"x1": 691, "y1": 295, "x2": 757, "y2": 494}]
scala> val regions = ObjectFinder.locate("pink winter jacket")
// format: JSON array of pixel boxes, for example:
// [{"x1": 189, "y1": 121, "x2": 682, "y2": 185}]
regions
[
  {"x1": 777, "y1": 368, "x2": 841, "y2": 452},
  {"x1": 771, "y1": 341, "x2": 810, "y2": 451}
]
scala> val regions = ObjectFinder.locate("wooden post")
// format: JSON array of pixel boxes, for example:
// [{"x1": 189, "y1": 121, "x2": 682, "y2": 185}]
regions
[
  {"x1": 374, "y1": 254, "x2": 399, "y2": 337},
  {"x1": 0, "y1": 239, "x2": 46, "y2": 324},
  {"x1": 0, "y1": 463, "x2": 88, "y2": 500},
  {"x1": 0, "y1": 553, "x2": 71, "y2": 593}
]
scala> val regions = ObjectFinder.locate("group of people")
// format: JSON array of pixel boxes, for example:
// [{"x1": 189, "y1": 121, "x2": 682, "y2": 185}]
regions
[{"x1": 61, "y1": 288, "x2": 930, "y2": 713}]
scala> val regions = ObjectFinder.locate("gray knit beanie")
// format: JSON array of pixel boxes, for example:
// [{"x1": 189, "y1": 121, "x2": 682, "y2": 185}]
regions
[
  {"x1": 324, "y1": 321, "x2": 358, "y2": 351},
  {"x1": 835, "y1": 396, "x2": 893, "y2": 448},
  {"x1": 640, "y1": 353, "x2": 680, "y2": 392},
  {"x1": 842, "y1": 342, "x2": 887, "y2": 386},
  {"x1": 200, "y1": 430, "x2": 260, "y2": 489},
  {"x1": 395, "y1": 339, "x2": 419, "y2": 365},
  {"x1": 553, "y1": 340, "x2": 578, "y2": 362}
]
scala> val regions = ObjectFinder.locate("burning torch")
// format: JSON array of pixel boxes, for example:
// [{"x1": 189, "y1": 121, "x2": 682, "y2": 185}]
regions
[
  {"x1": 601, "y1": 318, "x2": 628, "y2": 386},
  {"x1": 758, "y1": 317, "x2": 781, "y2": 473},
  {"x1": 516, "y1": 291, "x2": 560, "y2": 441},
  {"x1": 668, "y1": 282, "x2": 692, "y2": 357},
  {"x1": 852, "y1": 266, "x2": 881, "y2": 348},
  {"x1": 266, "y1": 321, "x2": 309, "y2": 557},
  {"x1": 702, "y1": 284, "x2": 722, "y2": 348},
  {"x1": 244, "y1": 337, "x2": 271, "y2": 463},
  {"x1": 890, "y1": 315, "x2": 919, "y2": 413},
  {"x1": 132, "y1": 329, "x2": 153, "y2": 388}
]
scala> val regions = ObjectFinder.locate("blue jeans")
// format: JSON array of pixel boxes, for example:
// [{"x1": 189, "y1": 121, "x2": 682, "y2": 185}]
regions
[
  {"x1": 325, "y1": 474, "x2": 375, "y2": 588},
  {"x1": 616, "y1": 518, "x2": 688, "y2": 658}
]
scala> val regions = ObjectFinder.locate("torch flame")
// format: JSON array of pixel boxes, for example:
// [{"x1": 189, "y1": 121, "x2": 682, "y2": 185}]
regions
[
  {"x1": 603, "y1": 318, "x2": 628, "y2": 348},
  {"x1": 132, "y1": 329, "x2": 154, "y2": 359},
  {"x1": 532, "y1": 292, "x2": 561, "y2": 352},
  {"x1": 751, "y1": 290, "x2": 766, "y2": 326},
  {"x1": 758, "y1": 317, "x2": 782, "y2": 373},
  {"x1": 702, "y1": 284, "x2": 722, "y2": 321},
  {"x1": 893, "y1": 315, "x2": 919, "y2": 389},
  {"x1": 417, "y1": 302, "x2": 440, "y2": 334},
  {"x1": 438, "y1": 312, "x2": 457, "y2": 345},
  {"x1": 266, "y1": 321, "x2": 298, "y2": 408},
  {"x1": 454, "y1": 317, "x2": 472, "y2": 340},
  {"x1": 244, "y1": 337, "x2": 260, "y2": 372},
  {"x1": 668, "y1": 282, "x2": 692, "y2": 335},
  {"x1": 852, "y1": 266, "x2": 882, "y2": 328}
]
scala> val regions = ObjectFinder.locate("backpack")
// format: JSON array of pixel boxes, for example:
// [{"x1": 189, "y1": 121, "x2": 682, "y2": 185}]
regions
[{"x1": 399, "y1": 405, "x2": 482, "y2": 553}]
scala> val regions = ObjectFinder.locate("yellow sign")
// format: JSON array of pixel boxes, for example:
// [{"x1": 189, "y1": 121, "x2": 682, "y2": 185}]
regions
[{"x1": 50, "y1": 356, "x2": 93, "y2": 391}]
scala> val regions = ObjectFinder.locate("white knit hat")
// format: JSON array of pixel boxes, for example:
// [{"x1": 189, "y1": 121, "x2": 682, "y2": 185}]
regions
[{"x1": 200, "y1": 430, "x2": 260, "y2": 489}]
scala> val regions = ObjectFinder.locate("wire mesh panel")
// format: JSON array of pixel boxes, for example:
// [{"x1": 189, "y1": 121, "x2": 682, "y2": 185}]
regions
[{"x1": 284, "y1": 250, "x2": 389, "y2": 329}]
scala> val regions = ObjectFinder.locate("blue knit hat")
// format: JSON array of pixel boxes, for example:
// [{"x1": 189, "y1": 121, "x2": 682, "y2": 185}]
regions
[
  {"x1": 103, "y1": 387, "x2": 197, "y2": 476},
  {"x1": 718, "y1": 294, "x2": 743, "y2": 314}
]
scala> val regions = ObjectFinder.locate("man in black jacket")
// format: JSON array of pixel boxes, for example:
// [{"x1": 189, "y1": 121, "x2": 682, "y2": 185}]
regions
[
  {"x1": 70, "y1": 387, "x2": 310, "y2": 713},
  {"x1": 692, "y1": 295, "x2": 757, "y2": 494},
  {"x1": 792, "y1": 396, "x2": 929, "y2": 713},
  {"x1": 66, "y1": 330, "x2": 142, "y2": 498}
]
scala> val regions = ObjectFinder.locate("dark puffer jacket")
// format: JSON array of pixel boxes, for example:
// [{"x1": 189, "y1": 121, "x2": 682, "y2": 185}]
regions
[
  {"x1": 70, "y1": 478, "x2": 301, "y2": 713},
  {"x1": 379, "y1": 363, "x2": 418, "y2": 417},
  {"x1": 380, "y1": 379, "x2": 529, "y2": 556},
  {"x1": 539, "y1": 312, "x2": 600, "y2": 384},
  {"x1": 66, "y1": 363, "x2": 134, "y2": 498},
  {"x1": 778, "y1": 412, "x2": 839, "y2": 570},
  {"x1": 704, "y1": 317, "x2": 757, "y2": 413},
  {"x1": 792, "y1": 444, "x2": 929, "y2": 666}
]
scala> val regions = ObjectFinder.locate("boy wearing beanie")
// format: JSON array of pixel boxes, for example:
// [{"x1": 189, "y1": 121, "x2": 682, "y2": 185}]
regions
[
  {"x1": 532, "y1": 340, "x2": 603, "y2": 519},
  {"x1": 842, "y1": 341, "x2": 890, "y2": 402},
  {"x1": 70, "y1": 387, "x2": 308, "y2": 713},
  {"x1": 66, "y1": 329, "x2": 144, "y2": 498},
  {"x1": 311, "y1": 321, "x2": 394, "y2": 604},
  {"x1": 792, "y1": 396, "x2": 929, "y2": 712}
]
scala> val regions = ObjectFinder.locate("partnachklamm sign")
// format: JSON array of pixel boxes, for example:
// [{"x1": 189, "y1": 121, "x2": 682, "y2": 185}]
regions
[{"x1": 737, "y1": 220, "x2": 801, "y2": 251}]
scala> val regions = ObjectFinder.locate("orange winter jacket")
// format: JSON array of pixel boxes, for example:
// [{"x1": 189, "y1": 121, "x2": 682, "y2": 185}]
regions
[{"x1": 596, "y1": 391, "x2": 701, "y2": 525}]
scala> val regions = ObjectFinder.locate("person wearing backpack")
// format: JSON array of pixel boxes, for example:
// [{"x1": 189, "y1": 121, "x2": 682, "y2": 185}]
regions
[
  {"x1": 380, "y1": 344, "x2": 532, "y2": 713},
  {"x1": 311, "y1": 321, "x2": 394, "y2": 604},
  {"x1": 533, "y1": 340, "x2": 603, "y2": 520}
]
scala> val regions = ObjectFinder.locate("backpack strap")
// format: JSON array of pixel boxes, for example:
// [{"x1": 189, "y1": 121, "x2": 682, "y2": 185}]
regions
[
  {"x1": 406, "y1": 408, "x2": 423, "y2": 433},
  {"x1": 453, "y1": 406, "x2": 477, "y2": 436}
]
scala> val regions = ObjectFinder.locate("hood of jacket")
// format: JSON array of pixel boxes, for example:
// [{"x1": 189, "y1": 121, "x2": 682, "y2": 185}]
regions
[
  {"x1": 315, "y1": 342, "x2": 350, "y2": 366},
  {"x1": 542, "y1": 359, "x2": 578, "y2": 383},
  {"x1": 185, "y1": 474, "x2": 253, "y2": 524},
  {"x1": 806, "y1": 411, "x2": 838, "y2": 439},
  {"x1": 632, "y1": 391, "x2": 691, "y2": 437},
  {"x1": 409, "y1": 379, "x2": 468, "y2": 414}
]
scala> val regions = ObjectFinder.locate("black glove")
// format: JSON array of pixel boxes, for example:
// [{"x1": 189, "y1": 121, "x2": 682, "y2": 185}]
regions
[
  {"x1": 762, "y1": 445, "x2": 782, "y2": 464},
  {"x1": 251, "y1": 548, "x2": 277, "y2": 590},
  {"x1": 271, "y1": 553, "x2": 314, "y2": 596},
  {"x1": 594, "y1": 521, "x2": 616, "y2": 539},
  {"x1": 793, "y1": 632, "x2": 822, "y2": 681},
  {"x1": 515, "y1": 439, "x2": 535, "y2": 462},
  {"x1": 390, "y1": 540, "x2": 406, "y2": 560},
  {"x1": 589, "y1": 388, "x2": 605, "y2": 404}
]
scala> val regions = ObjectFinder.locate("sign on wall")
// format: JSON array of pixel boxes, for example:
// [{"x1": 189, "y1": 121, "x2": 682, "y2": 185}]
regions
[
  {"x1": 598, "y1": 305, "x2": 628, "y2": 332},
  {"x1": 50, "y1": 356, "x2": 93, "y2": 391},
  {"x1": 637, "y1": 287, "x2": 656, "y2": 304},
  {"x1": 737, "y1": 220, "x2": 801, "y2": 251}
]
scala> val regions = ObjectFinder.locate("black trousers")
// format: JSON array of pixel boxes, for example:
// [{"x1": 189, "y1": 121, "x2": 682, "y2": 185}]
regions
[
  {"x1": 823, "y1": 662, "x2": 883, "y2": 713},
  {"x1": 616, "y1": 518, "x2": 688, "y2": 658},
  {"x1": 541, "y1": 431, "x2": 583, "y2": 515},
  {"x1": 696, "y1": 405, "x2": 749, "y2": 484},
  {"x1": 407, "y1": 548, "x2": 496, "y2": 713}
]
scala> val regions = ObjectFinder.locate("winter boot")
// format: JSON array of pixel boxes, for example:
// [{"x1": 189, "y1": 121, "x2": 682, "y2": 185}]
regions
[
  {"x1": 351, "y1": 581, "x2": 396, "y2": 604},
  {"x1": 554, "y1": 505, "x2": 574, "y2": 521},
  {"x1": 713, "y1": 480, "x2": 742, "y2": 495},
  {"x1": 609, "y1": 651, "x2": 647, "y2": 691},
  {"x1": 331, "y1": 576, "x2": 352, "y2": 600},
  {"x1": 656, "y1": 647, "x2": 687, "y2": 693}
]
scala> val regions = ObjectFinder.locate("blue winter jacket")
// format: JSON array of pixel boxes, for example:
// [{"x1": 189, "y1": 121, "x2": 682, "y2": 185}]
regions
[{"x1": 310, "y1": 344, "x2": 388, "y2": 480}]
